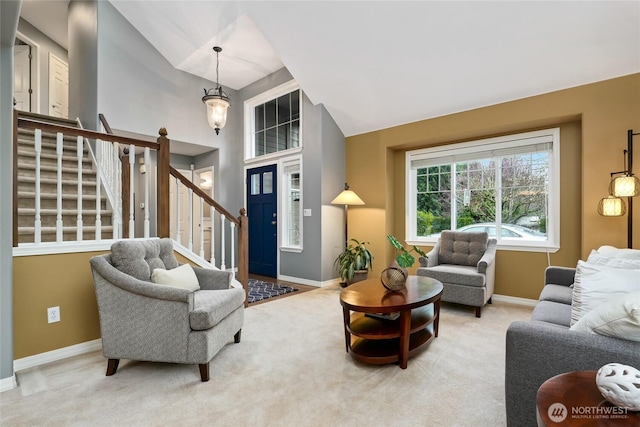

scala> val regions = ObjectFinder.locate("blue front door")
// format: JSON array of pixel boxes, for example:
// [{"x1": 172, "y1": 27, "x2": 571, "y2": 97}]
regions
[{"x1": 247, "y1": 165, "x2": 278, "y2": 277}]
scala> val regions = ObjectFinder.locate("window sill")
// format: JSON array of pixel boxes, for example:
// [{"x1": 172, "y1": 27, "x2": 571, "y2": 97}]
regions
[
  {"x1": 244, "y1": 147, "x2": 303, "y2": 165},
  {"x1": 280, "y1": 246, "x2": 303, "y2": 253},
  {"x1": 406, "y1": 239, "x2": 559, "y2": 253}
]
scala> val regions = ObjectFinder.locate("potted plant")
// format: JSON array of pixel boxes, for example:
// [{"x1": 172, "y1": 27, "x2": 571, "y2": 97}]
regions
[
  {"x1": 387, "y1": 235, "x2": 427, "y2": 269},
  {"x1": 335, "y1": 239, "x2": 373, "y2": 287}
]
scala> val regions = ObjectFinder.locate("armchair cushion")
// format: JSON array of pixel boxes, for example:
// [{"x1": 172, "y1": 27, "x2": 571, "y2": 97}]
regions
[
  {"x1": 151, "y1": 264, "x2": 200, "y2": 292},
  {"x1": 438, "y1": 231, "x2": 488, "y2": 267},
  {"x1": 190, "y1": 288, "x2": 246, "y2": 330},
  {"x1": 419, "y1": 265, "x2": 486, "y2": 287},
  {"x1": 111, "y1": 239, "x2": 178, "y2": 281}
]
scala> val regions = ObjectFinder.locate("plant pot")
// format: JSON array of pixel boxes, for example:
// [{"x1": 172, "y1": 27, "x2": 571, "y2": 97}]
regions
[{"x1": 347, "y1": 270, "x2": 369, "y2": 286}]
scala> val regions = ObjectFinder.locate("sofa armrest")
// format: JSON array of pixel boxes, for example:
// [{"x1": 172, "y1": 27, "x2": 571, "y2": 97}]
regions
[
  {"x1": 419, "y1": 242, "x2": 439, "y2": 267},
  {"x1": 544, "y1": 266, "x2": 575, "y2": 287},
  {"x1": 192, "y1": 266, "x2": 233, "y2": 290},
  {"x1": 477, "y1": 238, "x2": 497, "y2": 274},
  {"x1": 505, "y1": 320, "x2": 640, "y2": 427}
]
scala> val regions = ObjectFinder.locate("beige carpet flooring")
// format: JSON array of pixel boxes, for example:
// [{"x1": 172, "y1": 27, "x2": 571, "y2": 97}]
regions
[{"x1": 1, "y1": 284, "x2": 532, "y2": 427}]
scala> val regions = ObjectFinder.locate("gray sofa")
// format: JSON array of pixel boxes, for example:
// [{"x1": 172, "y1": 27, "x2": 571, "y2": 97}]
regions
[
  {"x1": 505, "y1": 266, "x2": 640, "y2": 426},
  {"x1": 90, "y1": 238, "x2": 245, "y2": 382}
]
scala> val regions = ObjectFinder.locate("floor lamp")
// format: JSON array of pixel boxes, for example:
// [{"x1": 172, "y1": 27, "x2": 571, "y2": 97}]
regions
[
  {"x1": 331, "y1": 183, "x2": 365, "y2": 245},
  {"x1": 597, "y1": 129, "x2": 639, "y2": 248}
]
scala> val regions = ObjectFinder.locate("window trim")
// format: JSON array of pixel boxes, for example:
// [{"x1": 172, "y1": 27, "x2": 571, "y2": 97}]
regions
[
  {"x1": 405, "y1": 128, "x2": 560, "y2": 253},
  {"x1": 280, "y1": 155, "x2": 303, "y2": 252},
  {"x1": 244, "y1": 80, "x2": 302, "y2": 161}
]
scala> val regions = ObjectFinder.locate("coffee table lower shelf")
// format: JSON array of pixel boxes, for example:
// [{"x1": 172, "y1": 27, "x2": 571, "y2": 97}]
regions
[{"x1": 349, "y1": 327, "x2": 434, "y2": 365}]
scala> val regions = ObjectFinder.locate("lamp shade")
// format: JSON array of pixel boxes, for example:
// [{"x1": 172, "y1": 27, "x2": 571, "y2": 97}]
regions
[
  {"x1": 331, "y1": 189, "x2": 364, "y2": 206},
  {"x1": 598, "y1": 196, "x2": 626, "y2": 217},
  {"x1": 203, "y1": 91, "x2": 230, "y2": 135},
  {"x1": 610, "y1": 175, "x2": 640, "y2": 197}
]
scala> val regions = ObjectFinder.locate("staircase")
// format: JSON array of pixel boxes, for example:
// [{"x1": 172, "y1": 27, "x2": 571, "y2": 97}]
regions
[{"x1": 15, "y1": 124, "x2": 114, "y2": 244}]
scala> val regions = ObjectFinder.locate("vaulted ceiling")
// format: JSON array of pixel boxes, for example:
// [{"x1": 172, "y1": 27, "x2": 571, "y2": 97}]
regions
[{"x1": 20, "y1": 1, "x2": 640, "y2": 137}]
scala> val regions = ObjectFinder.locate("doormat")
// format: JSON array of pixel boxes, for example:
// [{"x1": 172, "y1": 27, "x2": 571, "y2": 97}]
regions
[{"x1": 248, "y1": 279, "x2": 299, "y2": 304}]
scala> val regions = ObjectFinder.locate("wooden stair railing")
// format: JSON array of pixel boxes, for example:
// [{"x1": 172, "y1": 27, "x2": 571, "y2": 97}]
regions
[
  {"x1": 170, "y1": 167, "x2": 249, "y2": 306},
  {"x1": 14, "y1": 110, "x2": 249, "y2": 306}
]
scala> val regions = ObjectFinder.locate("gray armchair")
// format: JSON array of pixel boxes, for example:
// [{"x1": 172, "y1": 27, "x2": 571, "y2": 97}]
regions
[
  {"x1": 89, "y1": 238, "x2": 245, "y2": 382},
  {"x1": 417, "y1": 231, "x2": 497, "y2": 317}
]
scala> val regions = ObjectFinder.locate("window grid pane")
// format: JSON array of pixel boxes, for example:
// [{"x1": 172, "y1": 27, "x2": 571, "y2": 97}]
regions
[
  {"x1": 412, "y1": 140, "x2": 552, "y2": 243},
  {"x1": 252, "y1": 90, "x2": 301, "y2": 157}
]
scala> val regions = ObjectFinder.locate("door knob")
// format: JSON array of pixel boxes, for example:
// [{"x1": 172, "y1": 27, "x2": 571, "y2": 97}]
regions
[{"x1": 271, "y1": 221, "x2": 277, "y2": 225}]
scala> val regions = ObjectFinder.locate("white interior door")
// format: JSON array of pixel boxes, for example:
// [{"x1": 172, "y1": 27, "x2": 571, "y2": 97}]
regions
[
  {"x1": 170, "y1": 169, "x2": 192, "y2": 248},
  {"x1": 13, "y1": 45, "x2": 31, "y2": 111},
  {"x1": 49, "y1": 53, "x2": 68, "y2": 118}
]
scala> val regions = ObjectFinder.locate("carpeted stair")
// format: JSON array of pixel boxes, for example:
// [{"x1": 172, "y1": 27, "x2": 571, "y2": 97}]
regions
[{"x1": 16, "y1": 123, "x2": 114, "y2": 244}]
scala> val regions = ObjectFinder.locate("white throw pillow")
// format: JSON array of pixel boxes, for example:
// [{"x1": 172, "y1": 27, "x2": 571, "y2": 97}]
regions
[
  {"x1": 587, "y1": 250, "x2": 640, "y2": 269},
  {"x1": 596, "y1": 246, "x2": 640, "y2": 260},
  {"x1": 151, "y1": 264, "x2": 200, "y2": 292},
  {"x1": 570, "y1": 261, "x2": 640, "y2": 326},
  {"x1": 570, "y1": 292, "x2": 640, "y2": 342}
]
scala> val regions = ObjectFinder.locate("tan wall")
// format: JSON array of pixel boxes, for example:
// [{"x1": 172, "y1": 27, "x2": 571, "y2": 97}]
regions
[
  {"x1": 13, "y1": 250, "x2": 197, "y2": 359},
  {"x1": 345, "y1": 73, "x2": 640, "y2": 300},
  {"x1": 13, "y1": 251, "x2": 106, "y2": 359}
]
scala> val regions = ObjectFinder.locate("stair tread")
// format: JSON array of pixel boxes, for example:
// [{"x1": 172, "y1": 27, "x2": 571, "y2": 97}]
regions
[
  {"x1": 18, "y1": 208, "x2": 112, "y2": 214},
  {"x1": 18, "y1": 191, "x2": 106, "y2": 200},
  {"x1": 17, "y1": 176, "x2": 98, "y2": 185},
  {"x1": 18, "y1": 225, "x2": 115, "y2": 234}
]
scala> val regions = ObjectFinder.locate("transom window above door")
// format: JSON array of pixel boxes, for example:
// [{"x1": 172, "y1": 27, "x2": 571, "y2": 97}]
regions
[{"x1": 244, "y1": 80, "x2": 302, "y2": 161}]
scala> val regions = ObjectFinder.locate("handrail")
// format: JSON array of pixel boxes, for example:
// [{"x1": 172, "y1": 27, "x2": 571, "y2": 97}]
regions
[
  {"x1": 18, "y1": 117, "x2": 160, "y2": 150},
  {"x1": 170, "y1": 167, "x2": 239, "y2": 225},
  {"x1": 98, "y1": 113, "x2": 113, "y2": 135}
]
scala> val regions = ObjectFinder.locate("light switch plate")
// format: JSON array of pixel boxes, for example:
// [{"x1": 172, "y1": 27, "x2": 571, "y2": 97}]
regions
[{"x1": 303, "y1": 209, "x2": 312, "y2": 217}]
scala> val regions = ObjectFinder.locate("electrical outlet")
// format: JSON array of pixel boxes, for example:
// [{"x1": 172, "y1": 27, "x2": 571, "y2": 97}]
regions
[{"x1": 47, "y1": 306, "x2": 60, "y2": 324}]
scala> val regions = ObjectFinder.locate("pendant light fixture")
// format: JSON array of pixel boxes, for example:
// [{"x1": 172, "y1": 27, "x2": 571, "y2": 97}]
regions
[{"x1": 202, "y1": 46, "x2": 231, "y2": 135}]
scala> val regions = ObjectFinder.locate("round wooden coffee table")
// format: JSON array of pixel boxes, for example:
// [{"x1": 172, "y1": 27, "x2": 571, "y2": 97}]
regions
[{"x1": 339, "y1": 275, "x2": 443, "y2": 369}]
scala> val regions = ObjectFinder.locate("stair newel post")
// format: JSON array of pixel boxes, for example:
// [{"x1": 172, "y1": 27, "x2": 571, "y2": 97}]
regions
[
  {"x1": 156, "y1": 128, "x2": 170, "y2": 238},
  {"x1": 238, "y1": 208, "x2": 249, "y2": 307}
]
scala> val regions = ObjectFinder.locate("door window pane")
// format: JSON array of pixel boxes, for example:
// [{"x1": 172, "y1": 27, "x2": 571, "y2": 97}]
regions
[
  {"x1": 250, "y1": 174, "x2": 260, "y2": 195},
  {"x1": 263, "y1": 171, "x2": 273, "y2": 194}
]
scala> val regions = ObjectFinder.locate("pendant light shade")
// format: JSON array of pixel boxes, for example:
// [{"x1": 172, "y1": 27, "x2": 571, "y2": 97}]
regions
[
  {"x1": 202, "y1": 46, "x2": 230, "y2": 135},
  {"x1": 598, "y1": 196, "x2": 626, "y2": 217}
]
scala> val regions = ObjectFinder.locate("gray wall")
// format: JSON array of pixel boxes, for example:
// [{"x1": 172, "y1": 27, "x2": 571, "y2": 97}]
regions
[
  {"x1": 1, "y1": 0, "x2": 21, "y2": 386},
  {"x1": 320, "y1": 106, "x2": 347, "y2": 281},
  {"x1": 237, "y1": 68, "x2": 346, "y2": 283},
  {"x1": 16, "y1": 18, "x2": 68, "y2": 115},
  {"x1": 68, "y1": 0, "x2": 98, "y2": 130}
]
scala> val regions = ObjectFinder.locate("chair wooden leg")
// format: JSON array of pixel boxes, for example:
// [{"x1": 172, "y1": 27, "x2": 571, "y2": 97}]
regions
[
  {"x1": 199, "y1": 363, "x2": 210, "y2": 382},
  {"x1": 106, "y1": 359, "x2": 119, "y2": 376},
  {"x1": 475, "y1": 306, "x2": 482, "y2": 318},
  {"x1": 234, "y1": 329, "x2": 242, "y2": 343}
]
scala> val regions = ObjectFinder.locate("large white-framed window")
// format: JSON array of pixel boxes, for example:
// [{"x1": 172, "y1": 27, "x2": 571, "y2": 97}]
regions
[
  {"x1": 406, "y1": 128, "x2": 560, "y2": 252},
  {"x1": 281, "y1": 156, "x2": 302, "y2": 251},
  {"x1": 244, "y1": 80, "x2": 301, "y2": 161}
]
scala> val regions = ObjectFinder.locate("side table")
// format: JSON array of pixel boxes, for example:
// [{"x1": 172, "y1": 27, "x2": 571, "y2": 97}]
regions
[{"x1": 536, "y1": 371, "x2": 640, "y2": 426}]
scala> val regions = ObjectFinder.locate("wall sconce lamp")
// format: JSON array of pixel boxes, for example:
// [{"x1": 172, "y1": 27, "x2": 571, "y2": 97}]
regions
[
  {"x1": 202, "y1": 46, "x2": 230, "y2": 135},
  {"x1": 598, "y1": 129, "x2": 639, "y2": 248},
  {"x1": 331, "y1": 183, "x2": 365, "y2": 245}
]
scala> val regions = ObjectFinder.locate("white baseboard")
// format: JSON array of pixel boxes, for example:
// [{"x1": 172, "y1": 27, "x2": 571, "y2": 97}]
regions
[
  {"x1": 492, "y1": 294, "x2": 538, "y2": 307},
  {"x1": 277, "y1": 274, "x2": 334, "y2": 288},
  {"x1": 14, "y1": 339, "x2": 102, "y2": 372},
  {"x1": 0, "y1": 375, "x2": 17, "y2": 392}
]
